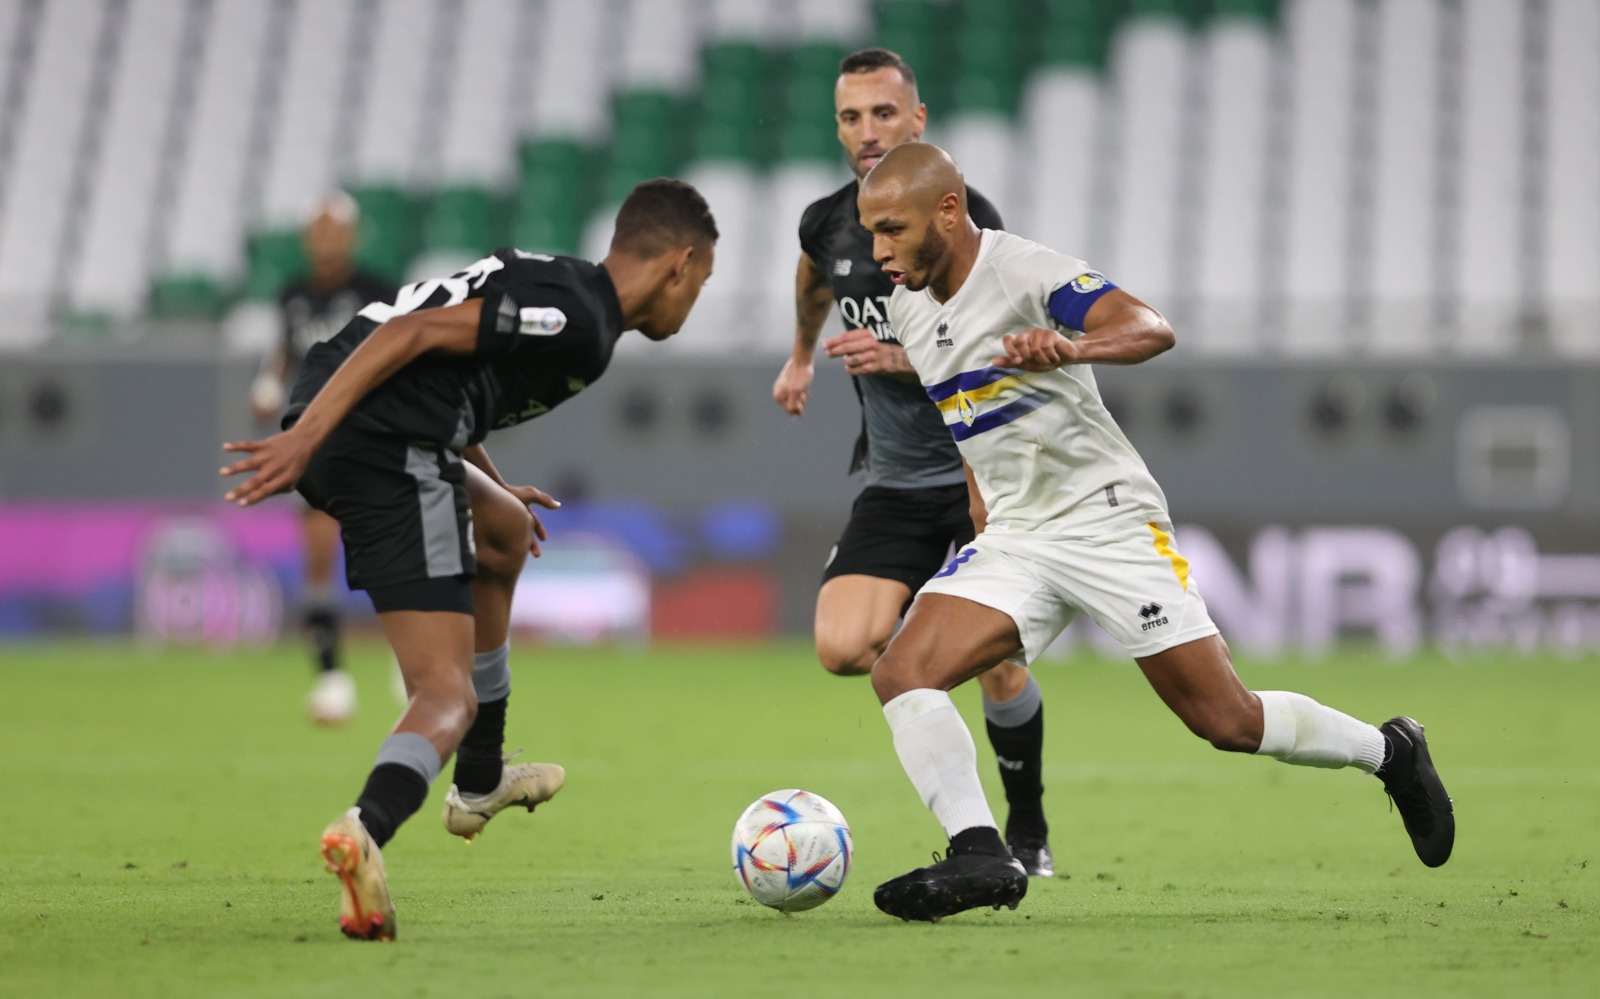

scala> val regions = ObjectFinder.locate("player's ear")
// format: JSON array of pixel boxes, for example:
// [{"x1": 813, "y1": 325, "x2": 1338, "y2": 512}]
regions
[{"x1": 911, "y1": 103, "x2": 927, "y2": 138}]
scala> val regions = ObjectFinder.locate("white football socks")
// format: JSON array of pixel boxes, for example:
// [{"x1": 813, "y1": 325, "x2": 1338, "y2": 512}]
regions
[
  {"x1": 1254, "y1": 690, "x2": 1386, "y2": 773},
  {"x1": 883, "y1": 688, "x2": 999, "y2": 837}
]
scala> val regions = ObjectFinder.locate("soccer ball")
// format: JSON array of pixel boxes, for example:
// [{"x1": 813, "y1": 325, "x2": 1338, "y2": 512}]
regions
[{"x1": 731, "y1": 789, "x2": 853, "y2": 912}]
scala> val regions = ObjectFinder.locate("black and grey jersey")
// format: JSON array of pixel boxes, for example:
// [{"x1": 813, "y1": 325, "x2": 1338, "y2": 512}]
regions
[
  {"x1": 279, "y1": 270, "x2": 397, "y2": 366},
  {"x1": 798, "y1": 179, "x2": 1004, "y2": 489},
  {"x1": 285, "y1": 250, "x2": 624, "y2": 451}
]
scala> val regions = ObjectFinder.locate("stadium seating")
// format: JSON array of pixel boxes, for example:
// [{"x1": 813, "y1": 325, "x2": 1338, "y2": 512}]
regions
[{"x1": 0, "y1": 0, "x2": 1594, "y2": 358}]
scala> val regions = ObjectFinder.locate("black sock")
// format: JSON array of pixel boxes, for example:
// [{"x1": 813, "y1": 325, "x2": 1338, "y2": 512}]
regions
[
  {"x1": 451, "y1": 696, "x2": 507, "y2": 794},
  {"x1": 950, "y1": 825, "x2": 1008, "y2": 857},
  {"x1": 354, "y1": 763, "x2": 429, "y2": 847},
  {"x1": 987, "y1": 705, "x2": 1047, "y2": 838},
  {"x1": 303, "y1": 605, "x2": 341, "y2": 674}
]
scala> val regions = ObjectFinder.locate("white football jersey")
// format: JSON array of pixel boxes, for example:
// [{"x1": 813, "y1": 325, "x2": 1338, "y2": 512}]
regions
[{"x1": 888, "y1": 229, "x2": 1171, "y2": 535}]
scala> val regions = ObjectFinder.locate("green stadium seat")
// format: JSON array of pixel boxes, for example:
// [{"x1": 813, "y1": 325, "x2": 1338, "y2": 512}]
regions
[
  {"x1": 422, "y1": 186, "x2": 495, "y2": 259},
  {"x1": 515, "y1": 139, "x2": 588, "y2": 255},
  {"x1": 244, "y1": 230, "x2": 303, "y2": 302},
  {"x1": 604, "y1": 90, "x2": 680, "y2": 204},
  {"x1": 148, "y1": 274, "x2": 230, "y2": 320},
  {"x1": 1040, "y1": 0, "x2": 1117, "y2": 71},
  {"x1": 1212, "y1": 0, "x2": 1278, "y2": 23},
  {"x1": 697, "y1": 42, "x2": 763, "y2": 165},
  {"x1": 349, "y1": 186, "x2": 419, "y2": 286}
]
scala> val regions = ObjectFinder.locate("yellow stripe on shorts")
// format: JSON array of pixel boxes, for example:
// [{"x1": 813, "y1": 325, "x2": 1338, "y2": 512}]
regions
[{"x1": 1147, "y1": 523, "x2": 1190, "y2": 591}]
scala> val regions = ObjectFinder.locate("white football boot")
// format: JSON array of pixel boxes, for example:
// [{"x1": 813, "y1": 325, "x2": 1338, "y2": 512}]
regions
[
  {"x1": 319, "y1": 808, "x2": 396, "y2": 941},
  {"x1": 442, "y1": 752, "x2": 566, "y2": 842}
]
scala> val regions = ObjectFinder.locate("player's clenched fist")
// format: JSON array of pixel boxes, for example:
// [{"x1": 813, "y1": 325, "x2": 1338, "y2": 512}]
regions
[{"x1": 992, "y1": 327, "x2": 1081, "y2": 371}]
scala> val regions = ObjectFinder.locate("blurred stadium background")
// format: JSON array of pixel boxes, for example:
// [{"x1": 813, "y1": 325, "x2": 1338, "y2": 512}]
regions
[{"x1": 0, "y1": 0, "x2": 1596, "y2": 656}]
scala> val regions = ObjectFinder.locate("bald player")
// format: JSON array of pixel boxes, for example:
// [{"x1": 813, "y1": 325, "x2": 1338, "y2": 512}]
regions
[
  {"x1": 251, "y1": 193, "x2": 396, "y2": 724},
  {"x1": 772, "y1": 47, "x2": 1053, "y2": 876},
  {"x1": 856, "y1": 144, "x2": 1455, "y2": 922}
]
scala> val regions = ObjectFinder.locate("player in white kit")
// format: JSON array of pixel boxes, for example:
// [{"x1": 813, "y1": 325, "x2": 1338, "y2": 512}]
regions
[{"x1": 856, "y1": 143, "x2": 1455, "y2": 923}]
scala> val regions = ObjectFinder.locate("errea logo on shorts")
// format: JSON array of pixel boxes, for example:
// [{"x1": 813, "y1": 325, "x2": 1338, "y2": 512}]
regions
[
  {"x1": 1138, "y1": 602, "x2": 1169, "y2": 631},
  {"x1": 518, "y1": 307, "x2": 567, "y2": 335}
]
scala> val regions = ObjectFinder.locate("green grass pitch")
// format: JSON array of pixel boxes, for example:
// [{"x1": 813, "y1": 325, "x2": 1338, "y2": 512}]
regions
[{"x1": 2, "y1": 638, "x2": 1597, "y2": 998}]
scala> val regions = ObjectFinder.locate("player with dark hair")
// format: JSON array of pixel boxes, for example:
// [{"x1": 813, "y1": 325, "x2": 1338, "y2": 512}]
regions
[
  {"x1": 772, "y1": 47, "x2": 1054, "y2": 876},
  {"x1": 221, "y1": 178, "x2": 718, "y2": 940},
  {"x1": 856, "y1": 143, "x2": 1454, "y2": 922},
  {"x1": 250, "y1": 192, "x2": 396, "y2": 724}
]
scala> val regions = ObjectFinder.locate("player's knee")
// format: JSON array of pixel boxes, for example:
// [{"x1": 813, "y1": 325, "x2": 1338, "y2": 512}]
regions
[
  {"x1": 1192, "y1": 709, "x2": 1260, "y2": 754},
  {"x1": 477, "y1": 503, "x2": 533, "y2": 581},
  {"x1": 870, "y1": 650, "x2": 923, "y2": 703},
  {"x1": 816, "y1": 637, "x2": 874, "y2": 676}
]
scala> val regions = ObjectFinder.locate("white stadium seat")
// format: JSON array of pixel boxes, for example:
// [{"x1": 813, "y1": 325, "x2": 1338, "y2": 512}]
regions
[
  {"x1": 1190, "y1": 15, "x2": 1275, "y2": 356},
  {"x1": 1540, "y1": 0, "x2": 1600, "y2": 357},
  {"x1": 69, "y1": 0, "x2": 188, "y2": 315},
  {"x1": 1452, "y1": 0, "x2": 1524, "y2": 356},
  {"x1": 1367, "y1": 0, "x2": 1441, "y2": 357},
  {"x1": 164, "y1": 0, "x2": 278, "y2": 280},
  {"x1": 0, "y1": 0, "x2": 110, "y2": 318},
  {"x1": 1278, "y1": 0, "x2": 1359, "y2": 357},
  {"x1": 350, "y1": 0, "x2": 442, "y2": 187},
  {"x1": 258, "y1": 0, "x2": 361, "y2": 228}
]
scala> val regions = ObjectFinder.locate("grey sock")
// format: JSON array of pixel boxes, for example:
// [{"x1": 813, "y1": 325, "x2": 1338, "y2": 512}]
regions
[
  {"x1": 982, "y1": 672, "x2": 1042, "y2": 729},
  {"x1": 472, "y1": 642, "x2": 512, "y2": 702},
  {"x1": 373, "y1": 731, "x2": 443, "y2": 783}
]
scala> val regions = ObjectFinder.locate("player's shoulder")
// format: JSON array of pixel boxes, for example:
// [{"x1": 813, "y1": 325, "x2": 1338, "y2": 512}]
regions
[
  {"x1": 491, "y1": 249, "x2": 615, "y2": 327},
  {"x1": 984, "y1": 230, "x2": 1091, "y2": 275},
  {"x1": 798, "y1": 179, "x2": 859, "y2": 239}
]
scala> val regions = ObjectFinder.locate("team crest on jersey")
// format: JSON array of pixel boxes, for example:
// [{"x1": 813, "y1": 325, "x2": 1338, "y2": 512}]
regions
[
  {"x1": 833, "y1": 258, "x2": 853, "y2": 277},
  {"x1": 518, "y1": 307, "x2": 567, "y2": 335},
  {"x1": 1069, "y1": 272, "x2": 1108, "y2": 293},
  {"x1": 956, "y1": 390, "x2": 977, "y2": 426}
]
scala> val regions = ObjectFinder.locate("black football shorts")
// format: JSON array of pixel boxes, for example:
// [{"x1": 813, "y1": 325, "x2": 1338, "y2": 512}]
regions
[
  {"x1": 821, "y1": 483, "x2": 974, "y2": 595},
  {"x1": 294, "y1": 424, "x2": 475, "y2": 614}
]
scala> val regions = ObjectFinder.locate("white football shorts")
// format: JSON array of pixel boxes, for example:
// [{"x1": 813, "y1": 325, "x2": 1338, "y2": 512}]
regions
[{"x1": 916, "y1": 520, "x2": 1220, "y2": 665}]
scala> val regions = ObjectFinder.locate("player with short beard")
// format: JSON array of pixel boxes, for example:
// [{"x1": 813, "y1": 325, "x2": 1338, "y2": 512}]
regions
[
  {"x1": 772, "y1": 48, "x2": 1054, "y2": 877},
  {"x1": 857, "y1": 143, "x2": 1454, "y2": 923}
]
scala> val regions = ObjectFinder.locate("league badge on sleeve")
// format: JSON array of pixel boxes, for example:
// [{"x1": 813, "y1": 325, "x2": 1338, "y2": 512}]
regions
[{"x1": 518, "y1": 307, "x2": 568, "y2": 336}]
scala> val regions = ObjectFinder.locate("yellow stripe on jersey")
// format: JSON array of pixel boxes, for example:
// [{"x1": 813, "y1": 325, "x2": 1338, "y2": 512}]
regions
[
  {"x1": 1147, "y1": 523, "x2": 1190, "y2": 591},
  {"x1": 933, "y1": 375, "x2": 1026, "y2": 414}
]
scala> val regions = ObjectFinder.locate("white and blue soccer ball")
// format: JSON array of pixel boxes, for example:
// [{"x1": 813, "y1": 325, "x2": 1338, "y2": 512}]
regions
[{"x1": 731, "y1": 789, "x2": 853, "y2": 912}]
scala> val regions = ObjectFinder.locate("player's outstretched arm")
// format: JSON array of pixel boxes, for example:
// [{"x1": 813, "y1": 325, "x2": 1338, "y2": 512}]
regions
[
  {"x1": 220, "y1": 299, "x2": 484, "y2": 506},
  {"x1": 821, "y1": 327, "x2": 919, "y2": 381},
  {"x1": 773, "y1": 252, "x2": 835, "y2": 416},
  {"x1": 464, "y1": 443, "x2": 559, "y2": 557},
  {"x1": 993, "y1": 290, "x2": 1174, "y2": 372}
]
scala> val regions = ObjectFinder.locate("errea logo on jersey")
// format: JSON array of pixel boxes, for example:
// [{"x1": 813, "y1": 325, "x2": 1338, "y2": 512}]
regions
[
  {"x1": 518, "y1": 307, "x2": 567, "y2": 335},
  {"x1": 936, "y1": 321, "x2": 954, "y2": 349}
]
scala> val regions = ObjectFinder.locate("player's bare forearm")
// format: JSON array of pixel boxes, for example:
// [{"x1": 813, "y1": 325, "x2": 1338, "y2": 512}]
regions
[
  {"x1": 775, "y1": 254, "x2": 834, "y2": 416},
  {"x1": 877, "y1": 343, "x2": 919, "y2": 382},
  {"x1": 463, "y1": 443, "x2": 507, "y2": 487},
  {"x1": 1069, "y1": 290, "x2": 1174, "y2": 365},
  {"x1": 791, "y1": 252, "x2": 834, "y2": 361},
  {"x1": 993, "y1": 291, "x2": 1174, "y2": 371}
]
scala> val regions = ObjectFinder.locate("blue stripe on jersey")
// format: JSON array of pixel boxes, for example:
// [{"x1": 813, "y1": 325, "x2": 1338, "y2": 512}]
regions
[
  {"x1": 1047, "y1": 274, "x2": 1118, "y2": 331},
  {"x1": 948, "y1": 392, "x2": 1051, "y2": 442},
  {"x1": 925, "y1": 366, "x2": 1022, "y2": 403}
]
